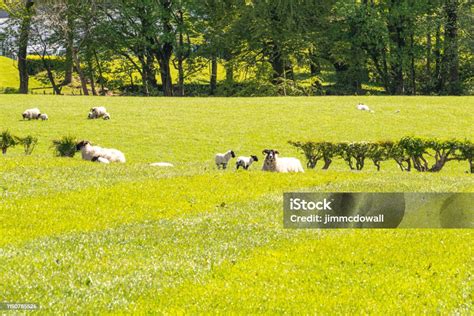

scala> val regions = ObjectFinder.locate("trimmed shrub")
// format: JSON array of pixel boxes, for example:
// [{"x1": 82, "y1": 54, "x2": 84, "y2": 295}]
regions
[
  {"x1": 337, "y1": 142, "x2": 370, "y2": 170},
  {"x1": 0, "y1": 130, "x2": 18, "y2": 155},
  {"x1": 289, "y1": 141, "x2": 338, "y2": 169},
  {"x1": 455, "y1": 140, "x2": 474, "y2": 173},
  {"x1": 366, "y1": 141, "x2": 394, "y2": 171},
  {"x1": 52, "y1": 136, "x2": 77, "y2": 157},
  {"x1": 16, "y1": 135, "x2": 38, "y2": 155}
]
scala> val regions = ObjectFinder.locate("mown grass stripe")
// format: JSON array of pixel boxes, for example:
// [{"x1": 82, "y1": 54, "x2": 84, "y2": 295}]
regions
[{"x1": 0, "y1": 171, "x2": 359, "y2": 247}]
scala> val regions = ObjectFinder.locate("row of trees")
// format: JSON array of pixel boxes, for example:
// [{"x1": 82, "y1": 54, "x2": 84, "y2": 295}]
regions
[{"x1": 2, "y1": 0, "x2": 472, "y2": 96}]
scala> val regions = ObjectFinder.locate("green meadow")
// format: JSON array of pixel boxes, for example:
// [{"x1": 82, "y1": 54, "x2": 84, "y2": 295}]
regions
[{"x1": 0, "y1": 95, "x2": 473, "y2": 313}]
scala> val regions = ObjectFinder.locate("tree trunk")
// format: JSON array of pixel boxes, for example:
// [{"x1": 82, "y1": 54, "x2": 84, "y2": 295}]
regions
[
  {"x1": 62, "y1": 11, "x2": 74, "y2": 86},
  {"x1": 434, "y1": 23, "x2": 443, "y2": 91},
  {"x1": 93, "y1": 50, "x2": 105, "y2": 93},
  {"x1": 157, "y1": 0, "x2": 174, "y2": 96},
  {"x1": 158, "y1": 50, "x2": 173, "y2": 96},
  {"x1": 444, "y1": 0, "x2": 461, "y2": 94},
  {"x1": 309, "y1": 49, "x2": 321, "y2": 76},
  {"x1": 43, "y1": 59, "x2": 61, "y2": 95},
  {"x1": 225, "y1": 62, "x2": 234, "y2": 84},
  {"x1": 177, "y1": 57, "x2": 185, "y2": 96},
  {"x1": 387, "y1": 5, "x2": 406, "y2": 95},
  {"x1": 72, "y1": 49, "x2": 89, "y2": 96},
  {"x1": 322, "y1": 158, "x2": 332, "y2": 170},
  {"x1": 87, "y1": 58, "x2": 97, "y2": 96},
  {"x1": 18, "y1": 0, "x2": 35, "y2": 94},
  {"x1": 410, "y1": 32, "x2": 416, "y2": 95},
  {"x1": 210, "y1": 55, "x2": 217, "y2": 95},
  {"x1": 425, "y1": 16, "x2": 432, "y2": 82},
  {"x1": 269, "y1": 43, "x2": 285, "y2": 84}
]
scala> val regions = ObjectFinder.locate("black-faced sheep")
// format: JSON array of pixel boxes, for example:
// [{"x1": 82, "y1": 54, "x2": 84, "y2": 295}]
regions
[
  {"x1": 262, "y1": 149, "x2": 304, "y2": 173},
  {"x1": 22, "y1": 108, "x2": 41, "y2": 120},
  {"x1": 76, "y1": 140, "x2": 126, "y2": 163}
]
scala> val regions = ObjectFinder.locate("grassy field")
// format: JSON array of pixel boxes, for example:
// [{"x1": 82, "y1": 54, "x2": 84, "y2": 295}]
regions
[{"x1": 0, "y1": 95, "x2": 473, "y2": 313}]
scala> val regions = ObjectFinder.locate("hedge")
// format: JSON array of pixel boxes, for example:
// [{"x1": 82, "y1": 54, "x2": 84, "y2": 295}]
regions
[{"x1": 290, "y1": 137, "x2": 473, "y2": 173}]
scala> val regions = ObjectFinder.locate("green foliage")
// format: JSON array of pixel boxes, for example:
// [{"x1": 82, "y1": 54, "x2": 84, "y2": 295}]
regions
[
  {"x1": 289, "y1": 141, "x2": 338, "y2": 169},
  {"x1": 15, "y1": 135, "x2": 38, "y2": 155},
  {"x1": 367, "y1": 141, "x2": 395, "y2": 171},
  {"x1": 52, "y1": 136, "x2": 77, "y2": 157},
  {"x1": 292, "y1": 138, "x2": 473, "y2": 173},
  {"x1": 454, "y1": 140, "x2": 474, "y2": 173},
  {"x1": 26, "y1": 56, "x2": 66, "y2": 76},
  {"x1": 337, "y1": 142, "x2": 371, "y2": 170},
  {"x1": 0, "y1": 129, "x2": 18, "y2": 154}
]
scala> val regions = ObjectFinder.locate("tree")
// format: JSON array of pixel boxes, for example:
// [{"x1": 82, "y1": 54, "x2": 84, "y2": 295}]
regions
[{"x1": 14, "y1": 0, "x2": 35, "y2": 94}]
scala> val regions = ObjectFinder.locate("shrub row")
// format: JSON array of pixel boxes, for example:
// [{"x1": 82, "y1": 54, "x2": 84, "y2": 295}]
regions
[
  {"x1": 290, "y1": 137, "x2": 474, "y2": 173},
  {"x1": 0, "y1": 130, "x2": 38, "y2": 155},
  {"x1": 0, "y1": 131, "x2": 81, "y2": 158}
]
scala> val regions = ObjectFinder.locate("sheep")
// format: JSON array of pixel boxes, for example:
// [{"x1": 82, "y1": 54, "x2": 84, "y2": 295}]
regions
[
  {"x1": 39, "y1": 113, "x2": 48, "y2": 120},
  {"x1": 88, "y1": 106, "x2": 108, "y2": 119},
  {"x1": 76, "y1": 140, "x2": 126, "y2": 163},
  {"x1": 262, "y1": 149, "x2": 304, "y2": 173},
  {"x1": 215, "y1": 150, "x2": 235, "y2": 169},
  {"x1": 22, "y1": 108, "x2": 41, "y2": 120},
  {"x1": 150, "y1": 162, "x2": 174, "y2": 167},
  {"x1": 236, "y1": 155, "x2": 258, "y2": 170},
  {"x1": 103, "y1": 113, "x2": 111, "y2": 120},
  {"x1": 356, "y1": 103, "x2": 374, "y2": 113}
]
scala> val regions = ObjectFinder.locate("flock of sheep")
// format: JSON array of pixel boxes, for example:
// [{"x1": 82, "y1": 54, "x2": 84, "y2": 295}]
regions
[
  {"x1": 21, "y1": 103, "x2": 376, "y2": 172},
  {"x1": 215, "y1": 149, "x2": 304, "y2": 173}
]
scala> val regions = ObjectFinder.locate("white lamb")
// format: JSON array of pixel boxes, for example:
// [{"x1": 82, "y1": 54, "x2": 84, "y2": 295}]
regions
[
  {"x1": 22, "y1": 108, "x2": 41, "y2": 120},
  {"x1": 236, "y1": 155, "x2": 259, "y2": 170},
  {"x1": 76, "y1": 140, "x2": 126, "y2": 163},
  {"x1": 262, "y1": 149, "x2": 304, "y2": 173},
  {"x1": 215, "y1": 150, "x2": 236, "y2": 169},
  {"x1": 356, "y1": 103, "x2": 374, "y2": 113},
  {"x1": 39, "y1": 113, "x2": 48, "y2": 120}
]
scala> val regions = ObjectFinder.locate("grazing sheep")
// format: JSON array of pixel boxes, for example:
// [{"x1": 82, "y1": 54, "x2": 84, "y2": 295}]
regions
[
  {"x1": 356, "y1": 103, "x2": 374, "y2": 113},
  {"x1": 22, "y1": 108, "x2": 41, "y2": 120},
  {"x1": 236, "y1": 155, "x2": 258, "y2": 170},
  {"x1": 39, "y1": 113, "x2": 48, "y2": 120},
  {"x1": 150, "y1": 162, "x2": 174, "y2": 167},
  {"x1": 262, "y1": 149, "x2": 304, "y2": 173},
  {"x1": 215, "y1": 150, "x2": 235, "y2": 169},
  {"x1": 76, "y1": 140, "x2": 126, "y2": 163},
  {"x1": 103, "y1": 113, "x2": 111, "y2": 120}
]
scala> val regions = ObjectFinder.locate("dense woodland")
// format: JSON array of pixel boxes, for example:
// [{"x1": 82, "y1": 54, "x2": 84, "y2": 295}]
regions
[{"x1": 1, "y1": 0, "x2": 473, "y2": 96}]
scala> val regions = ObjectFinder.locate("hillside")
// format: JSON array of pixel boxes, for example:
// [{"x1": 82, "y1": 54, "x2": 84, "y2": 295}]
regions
[{"x1": 0, "y1": 56, "x2": 45, "y2": 92}]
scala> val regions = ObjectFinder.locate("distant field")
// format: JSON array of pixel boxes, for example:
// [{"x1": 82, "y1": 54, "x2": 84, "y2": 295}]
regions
[
  {"x1": 0, "y1": 56, "x2": 45, "y2": 92},
  {"x1": 0, "y1": 95, "x2": 473, "y2": 313}
]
